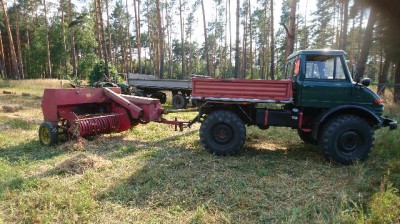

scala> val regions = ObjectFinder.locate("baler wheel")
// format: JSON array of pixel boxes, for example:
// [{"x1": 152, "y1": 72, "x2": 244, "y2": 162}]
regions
[{"x1": 39, "y1": 122, "x2": 58, "y2": 146}]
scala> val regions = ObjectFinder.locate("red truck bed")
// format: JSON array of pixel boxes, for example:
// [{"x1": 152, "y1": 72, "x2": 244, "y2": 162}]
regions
[{"x1": 191, "y1": 78, "x2": 293, "y2": 103}]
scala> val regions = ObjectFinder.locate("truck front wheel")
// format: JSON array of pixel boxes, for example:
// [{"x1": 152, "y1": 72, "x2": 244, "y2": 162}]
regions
[
  {"x1": 200, "y1": 110, "x2": 246, "y2": 155},
  {"x1": 318, "y1": 115, "x2": 374, "y2": 165}
]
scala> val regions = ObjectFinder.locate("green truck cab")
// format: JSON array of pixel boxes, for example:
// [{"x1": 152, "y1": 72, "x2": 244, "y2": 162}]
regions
[{"x1": 191, "y1": 49, "x2": 397, "y2": 165}]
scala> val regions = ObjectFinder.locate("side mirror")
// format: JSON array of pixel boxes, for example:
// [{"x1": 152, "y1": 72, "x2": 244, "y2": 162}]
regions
[{"x1": 361, "y1": 78, "x2": 371, "y2": 87}]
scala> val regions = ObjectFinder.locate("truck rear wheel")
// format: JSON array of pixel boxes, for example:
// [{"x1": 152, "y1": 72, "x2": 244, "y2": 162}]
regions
[
  {"x1": 318, "y1": 115, "x2": 374, "y2": 165},
  {"x1": 172, "y1": 94, "x2": 187, "y2": 109},
  {"x1": 151, "y1": 92, "x2": 167, "y2": 104},
  {"x1": 200, "y1": 110, "x2": 246, "y2": 155}
]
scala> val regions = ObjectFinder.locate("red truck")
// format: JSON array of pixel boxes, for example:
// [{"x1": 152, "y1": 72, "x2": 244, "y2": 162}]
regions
[{"x1": 189, "y1": 50, "x2": 397, "y2": 164}]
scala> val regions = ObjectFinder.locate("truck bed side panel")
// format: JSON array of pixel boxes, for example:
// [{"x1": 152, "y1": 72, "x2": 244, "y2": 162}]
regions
[{"x1": 191, "y1": 78, "x2": 293, "y2": 102}]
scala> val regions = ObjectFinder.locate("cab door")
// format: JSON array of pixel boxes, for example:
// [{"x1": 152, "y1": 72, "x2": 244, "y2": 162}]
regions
[{"x1": 299, "y1": 55, "x2": 352, "y2": 108}]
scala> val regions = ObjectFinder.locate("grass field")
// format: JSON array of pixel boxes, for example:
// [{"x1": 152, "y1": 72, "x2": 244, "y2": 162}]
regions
[{"x1": 0, "y1": 79, "x2": 399, "y2": 223}]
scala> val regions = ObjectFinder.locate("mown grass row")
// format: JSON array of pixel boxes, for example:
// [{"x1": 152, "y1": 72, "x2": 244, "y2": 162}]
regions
[{"x1": 0, "y1": 79, "x2": 399, "y2": 223}]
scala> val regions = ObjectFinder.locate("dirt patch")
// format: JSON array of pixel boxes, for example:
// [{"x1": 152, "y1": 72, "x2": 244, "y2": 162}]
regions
[{"x1": 54, "y1": 154, "x2": 112, "y2": 175}]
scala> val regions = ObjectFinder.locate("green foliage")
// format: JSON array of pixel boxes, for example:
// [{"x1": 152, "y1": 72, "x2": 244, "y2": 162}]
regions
[
  {"x1": 88, "y1": 60, "x2": 118, "y2": 86},
  {"x1": 78, "y1": 53, "x2": 99, "y2": 79}
]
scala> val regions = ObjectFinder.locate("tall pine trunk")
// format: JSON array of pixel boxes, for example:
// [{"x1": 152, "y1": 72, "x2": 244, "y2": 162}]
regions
[
  {"x1": 395, "y1": 61, "x2": 400, "y2": 103},
  {"x1": 155, "y1": 0, "x2": 164, "y2": 78},
  {"x1": 14, "y1": 0, "x2": 24, "y2": 79},
  {"x1": 201, "y1": 0, "x2": 211, "y2": 77},
  {"x1": 270, "y1": 0, "x2": 275, "y2": 80},
  {"x1": 248, "y1": 0, "x2": 253, "y2": 79},
  {"x1": 1, "y1": 0, "x2": 20, "y2": 79},
  {"x1": 133, "y1": 0, "x2": 142, "y2": 73},
  {"x1": 97, "y1": 0, "x2": 110, "y2": 77},
  {"x1": 61, "y1": 0, "x2": 68, "y2": 76},
  {"x1": 284, "y1": 0, "x2": 296, "y2": 59},
  {"x1": 179, "y1": 0, "x2": 185, "y2": 79},
  {"x1": 106, "y1": 0, "x2": 113, "y2": 64},
  {"x1": 377, "y1": 58, "x2": 390, "y2": 95},
  {"x1": 356, "y1": 7, "x2": 377, "y2": 81},
  {"x1": 44, "y1": 0, "x2": 52, "y2": 78},
  {"x1": 68, "y1": 0, "x2": 77, "y2": 77},
  {"x1": 126, "y1": 0, "x2": 132, "y2": 73},
  {"x1": 339, "y1": 0, "x2": 349, "y2": 50},
  {"x1": 234, "y1": 0, "x2": 240, "y2": 78},
  {"x1": 0, "y1": 30, "x2": 5, "y2": 77},
  {"x1": 94, "y1": 0, "x2": 103, "y2": 59}
]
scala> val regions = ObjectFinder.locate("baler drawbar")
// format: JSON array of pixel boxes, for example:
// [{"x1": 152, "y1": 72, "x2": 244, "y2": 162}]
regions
[{"x1": 39, "y1": 87, "x2": 186, "y2": 146}]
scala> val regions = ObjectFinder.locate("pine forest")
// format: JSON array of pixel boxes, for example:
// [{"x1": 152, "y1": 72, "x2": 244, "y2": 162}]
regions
[{"x1": 0, "y1": 0, "x2": 399, "y2": 102}]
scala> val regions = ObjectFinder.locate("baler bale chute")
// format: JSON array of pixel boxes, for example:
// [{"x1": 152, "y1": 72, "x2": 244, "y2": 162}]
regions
[{"x1": 39, "y1": 87, "x2": 186, "y2": 146}]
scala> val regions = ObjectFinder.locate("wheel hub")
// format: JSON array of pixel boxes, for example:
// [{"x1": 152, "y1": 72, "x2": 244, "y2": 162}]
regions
[
  {"x1": 212, "y1": 123, "x2": 233, "y2": 145},
  {"x1": 338, "y1": 131, "x2": 360, "y2": 152}
]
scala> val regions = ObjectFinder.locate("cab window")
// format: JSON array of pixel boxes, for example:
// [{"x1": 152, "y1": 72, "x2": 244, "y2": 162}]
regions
[
  {"x1": 305, "y1": 55, "x2": 347, "y2": 80},
  {"x1": 285, "y1": 58, "x2": 299, "y2": 78}
]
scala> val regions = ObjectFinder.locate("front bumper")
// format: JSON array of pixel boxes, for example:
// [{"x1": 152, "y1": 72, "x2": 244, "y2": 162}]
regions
[{"x1": 381, "y1": 117, "x2": 398, "y2": 130}]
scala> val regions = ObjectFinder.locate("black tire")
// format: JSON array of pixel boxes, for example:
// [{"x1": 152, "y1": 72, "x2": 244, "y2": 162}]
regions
[
  {"x1": 318, "y1": 115, "x2": 374, "y2": 165},
  {"x1": 200, "y1": 110, "x2": 246, "y2": 155},
  {"x1": 298, "y1": 130, "x2": 317, "y2": 145},
  {"x1": 172, "y1": 94, "x2": 187, "y2": 109},
  {"x1": 151, "y1": 92, "x2": 167, "y2": 104},
  {"x1": 39, "y1": 122, "x2": 58, "y2": 146},
  {"x1": 135, "y1": 90, "x2": 146, "y2": 97}
]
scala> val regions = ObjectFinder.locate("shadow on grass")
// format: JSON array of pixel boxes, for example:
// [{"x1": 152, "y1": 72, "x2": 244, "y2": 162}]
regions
[
  {"x1": 0, "y1": 140, "x2": 65, "y2": 163},
  {"x1": 98, "y1": 134, "x2": 339, "y2": 222}
]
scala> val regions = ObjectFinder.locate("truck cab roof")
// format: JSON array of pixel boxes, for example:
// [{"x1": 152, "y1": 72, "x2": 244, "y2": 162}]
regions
[{"x1": 288, "y1": 49, "x2": 346, "y2": 60}]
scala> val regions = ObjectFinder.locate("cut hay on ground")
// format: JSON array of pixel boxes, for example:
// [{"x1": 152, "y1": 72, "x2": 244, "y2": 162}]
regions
[{"x1": 55, "y1": 153, "x2": 112, "y2": 175}]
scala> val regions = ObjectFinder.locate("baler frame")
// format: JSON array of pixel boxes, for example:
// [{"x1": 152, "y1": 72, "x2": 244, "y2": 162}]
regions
[{"x1": 39, "y1": 87, "x2": 188, "y2": 146}]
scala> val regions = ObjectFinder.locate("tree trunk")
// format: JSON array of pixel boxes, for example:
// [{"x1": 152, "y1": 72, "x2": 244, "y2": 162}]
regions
[
  {"x1": 179, "y1": 0, "x2": 185, "y2": 79},
  {"x1": 270, "y1": 0, "x2": 275, "y2": 80},
  {"x1": 44, "y1": 0, "x2": 52, "y2": 78},
  {"x1": 339, "y1": 0, "x2": 349, "y2": 50},
  {"x1": 94, "y1": 0, "x2": 102, "y2": 59},
  {"x1": 126, "y1": 0, "x2": 132, "y2": 73},
  {"x1": 61, "y1": 0, "x2": 68, "y2": 76},
  {"x1": 97, "y1": 0, "x2": 110, "y2": 77},
  {"x1": 234, "y1": 0, "x2": 240, "y2": 78},
  {"x1": 68, "y1": 0, "x2": 77, "y2": 77},
  {"x1": 0, "y1": 30, "x2": 5, "y2": 78},
  {"x1": 106, "y1": 0, "x2": 113, "y2": 64},
  {"x1": 1, "y1": 0, "x2": 20, "y2": 79},
  {"x1": 356, "y1": 7, "x2": 377, "y2": 81},
  {"x1": 377, "y1": 58, "x2": 390, "y2": 95},
  {"x1": 155, "y1": 0, "x2": 164, "y2": 78},
  {"x1": 394, "y1": 61, "x2": 400, "y2": 103},
  {"x1": 248, "y1": 0, "x2": 253, "y2": 79},
  {"x1": 201, "y1": 0, "x2": 211, "y2": 77},
  {"x1": 285, "y1": 0, "x2": 296, "y2": 59},
  {"x1": 228, "y1": 0, "x2": 232, "y2": 78},
  {"x1": 14, "y1": 0, "x2": 24, "y2": 79},
  {"x1": 134, "y1": 0, "x2": 142, "y2": 73},
  {"x1": 241, "y1": 2, "x2": 247, "y2": 79}
]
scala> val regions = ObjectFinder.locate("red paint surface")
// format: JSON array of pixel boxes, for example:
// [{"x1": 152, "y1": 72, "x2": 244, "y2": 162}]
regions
[{"x1": 191, "y1": 78, "x2": 293, "y2": 101}]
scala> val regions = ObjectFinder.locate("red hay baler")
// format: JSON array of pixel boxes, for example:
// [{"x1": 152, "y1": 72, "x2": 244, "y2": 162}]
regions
[{"x1": 39, "y1": 87, "x2": 185, "y2": 146}]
